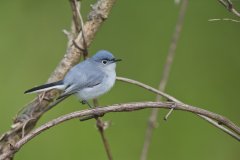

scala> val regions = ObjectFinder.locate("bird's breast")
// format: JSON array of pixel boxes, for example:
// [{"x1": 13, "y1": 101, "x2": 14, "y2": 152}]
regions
[{"x1": 76, "y1": 72, "x2": 116, "y2": 100}]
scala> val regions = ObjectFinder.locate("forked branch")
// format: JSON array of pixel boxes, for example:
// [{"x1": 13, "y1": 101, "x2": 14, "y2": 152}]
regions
[
  {"x1": 117, "y1": 77, "x2": 240, "y2": 140},
  {"x1": 0, "y1": 99, "x2": 239, "y2": 159}
]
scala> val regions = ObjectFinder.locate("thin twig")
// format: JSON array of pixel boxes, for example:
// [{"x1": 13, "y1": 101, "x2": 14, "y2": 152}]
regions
[
  {"x1": 208, "y1": 18, "x2": 240, "y2": 22},
  {"x1": 69, "y1": 0, "x2": 81, "y2": 33},
  {"x1": 116, "y1": 77, "x2": 181, "y2": 103},
  {"x1": 78, "y1": 1, "x2": 88, "y2": 59},
  {"x1": 116, "y1": 77, "x2": 240, "y2": 140},
  {"x1": 140, "y1": 1, "x2": 188, "y2": 159},
  {"x1": 93, "y1": 99, "x2": 113, "y2": 160},
  {"x1": 70, "y1": 0, "x2": 88, "y2": 59},
  {"x1": 1, "y1": 100, "x2": 239, "y2": 160},
  {"x1": 218, "y1": 0, "x2": 240, "y2": 17}
]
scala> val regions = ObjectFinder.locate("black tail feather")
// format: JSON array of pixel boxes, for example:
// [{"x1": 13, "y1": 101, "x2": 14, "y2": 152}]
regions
[{"x1": 24, "y1": 80, "x2": 63, "y2": 94}]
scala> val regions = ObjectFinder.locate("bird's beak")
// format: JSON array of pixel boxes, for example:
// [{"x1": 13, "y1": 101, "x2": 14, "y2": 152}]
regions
[{"x1": 113, "y1": 58, "x2": 122, "y2": 63}]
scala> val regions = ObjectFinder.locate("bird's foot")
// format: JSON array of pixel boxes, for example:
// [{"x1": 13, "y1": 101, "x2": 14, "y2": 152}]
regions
[{"x1": 81, "y1": 100, "x2": 93, "y2": 108}]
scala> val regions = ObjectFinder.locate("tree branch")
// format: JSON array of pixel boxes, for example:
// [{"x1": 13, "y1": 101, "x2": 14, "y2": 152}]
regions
[
  {"x1": 218, "y1": 0, "x2": 240, "y2": 17},
  {"x1": 140, "y1": 0, "x2": 188, "y2": 159},
  {"x1": 70, "y1": 0, "x2": 88, "y2": 59},
  {"x1": 0, "y1": 0, "x2": 116, "y2": 159},
  {"x1": 95, "y1": 117, "x2": 113, "y2": 160},
  {"x1": 116, "y1": 77, "x2": 240, "y2": 140},
  {"x1": 0, "y1": 100, "x2": 239, "y2": 160},
  {"x1": 93, "y1": 99, "x2": 113, "y2": 160}
]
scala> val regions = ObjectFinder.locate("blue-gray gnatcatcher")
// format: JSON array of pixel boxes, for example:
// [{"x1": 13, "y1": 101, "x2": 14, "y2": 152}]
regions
[{"x1": 24, "y1": 50, "x2": 121, "y2": 107}]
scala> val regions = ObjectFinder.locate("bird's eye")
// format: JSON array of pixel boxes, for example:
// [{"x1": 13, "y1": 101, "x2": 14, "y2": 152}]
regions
[{"x1": 102, "y1": 60, "x2": 107, "y2": 64}]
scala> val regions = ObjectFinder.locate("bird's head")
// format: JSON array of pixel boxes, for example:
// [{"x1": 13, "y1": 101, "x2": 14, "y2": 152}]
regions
[{"x1": 90, "y1": 50, "x2": 121, "y2": 71}]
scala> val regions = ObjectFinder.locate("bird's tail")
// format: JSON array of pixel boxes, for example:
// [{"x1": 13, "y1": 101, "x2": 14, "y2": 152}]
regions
[{"x1": 24, "y1": 80, "x2": 65, "y2": 94}]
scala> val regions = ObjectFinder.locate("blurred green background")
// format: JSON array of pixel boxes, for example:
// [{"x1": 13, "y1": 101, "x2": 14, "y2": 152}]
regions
[{"x1": 0, "y1": 0, "x2": 239, "y2": 160}]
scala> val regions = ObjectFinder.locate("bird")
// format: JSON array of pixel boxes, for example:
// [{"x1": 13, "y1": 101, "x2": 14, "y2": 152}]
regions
[{"x1": 24, "y1": 50, "x2": 121, "y2": 108}]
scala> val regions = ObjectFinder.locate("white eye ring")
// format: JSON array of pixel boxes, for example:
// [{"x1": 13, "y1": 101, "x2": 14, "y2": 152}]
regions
[{"x1": 102, "y1": 60, "x2": 107, "y2": 64}]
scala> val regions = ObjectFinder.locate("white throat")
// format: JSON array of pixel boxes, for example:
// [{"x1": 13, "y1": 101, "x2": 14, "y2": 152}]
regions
[{"x1": 104, "y1": 63, "x2": 116, "y2": 73}]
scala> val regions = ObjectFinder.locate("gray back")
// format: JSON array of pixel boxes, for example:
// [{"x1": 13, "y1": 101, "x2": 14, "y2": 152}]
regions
[{"x1": 62, "y1": 59, "x2": 105, "y2": 95}]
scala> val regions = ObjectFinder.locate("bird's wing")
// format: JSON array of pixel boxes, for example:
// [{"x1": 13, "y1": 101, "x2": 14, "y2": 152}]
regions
[{"x1": 58, "y1": 61, "x2": 104, "y2": 99}]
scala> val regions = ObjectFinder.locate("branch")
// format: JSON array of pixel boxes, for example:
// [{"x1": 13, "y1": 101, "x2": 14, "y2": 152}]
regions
[
  {"x1": 116, "y1": 77, "x2": 240, "y2": 140},
  {"x1": 93, "y1": 99, "x2": 113, "y2": 160},
  {"x1": 208, "y1": 18, "x2": 240, "y2": 22},
  {"x1": 95, "y1": 117, "x2": 113, "y2": 160},
  {"x1": 140, "y1": 0, "x2": 188, "y2": 159},
  {"x1": 0, "y1": 0, "x2": 116, "y2": 158},
  {"x1": 116, "y1": 77, "x2": 181, "y2": 103},
  {"x1": 70, "y1": 0, "x2": 88, "y2": 58},
  {"x1": 1, "y1": 100, "x2": 239, "y2": 160},
  {"x1": 218, "y1": 0, "x2": 240, "y2": 17}
]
